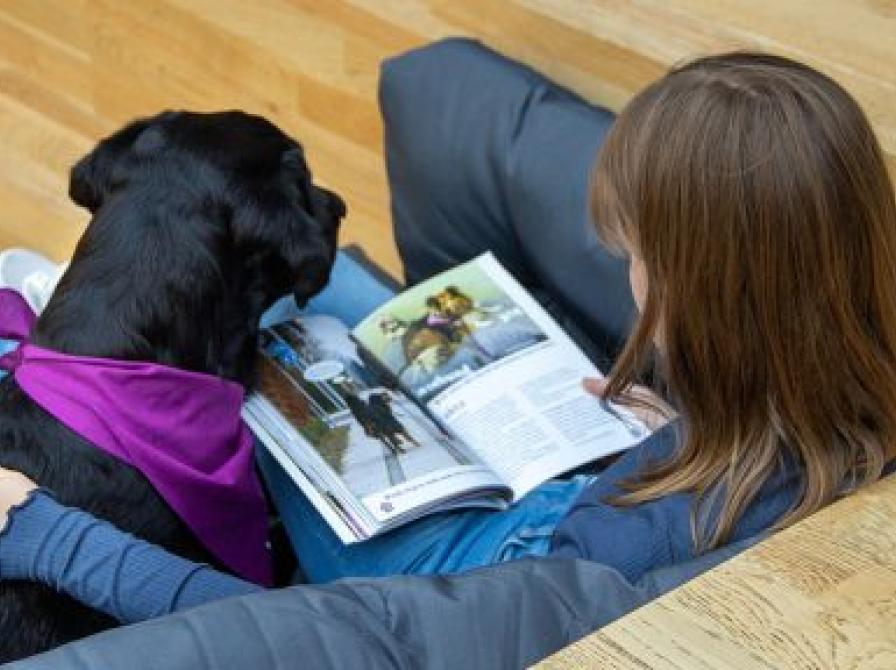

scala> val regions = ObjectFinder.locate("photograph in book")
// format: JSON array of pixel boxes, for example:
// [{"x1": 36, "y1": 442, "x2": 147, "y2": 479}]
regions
[
  {"x1": 354, "y1": 263, "x2": 549, "y2": 402},
  {"x1": 257, "y1": 316, "x2": 472, "y2": 501}
]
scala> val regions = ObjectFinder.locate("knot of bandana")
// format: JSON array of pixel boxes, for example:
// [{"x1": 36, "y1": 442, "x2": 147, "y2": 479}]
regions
[
  {"x1": 0, "y1": 288, "x2": 35, "y2": 370},
  {"x1": 0, "y1": 288, "x2": 272, "y2": 586}
]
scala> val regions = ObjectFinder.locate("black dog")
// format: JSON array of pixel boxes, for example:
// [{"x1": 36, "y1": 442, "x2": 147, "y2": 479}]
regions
[{"x1": 0, "y1": 110, "x2": 344, "y2": 662}]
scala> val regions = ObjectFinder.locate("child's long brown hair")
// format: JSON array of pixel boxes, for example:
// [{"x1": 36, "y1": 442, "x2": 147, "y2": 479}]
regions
[{"x1": 592, "y1": 52, "x2": 896, "y2": 550}]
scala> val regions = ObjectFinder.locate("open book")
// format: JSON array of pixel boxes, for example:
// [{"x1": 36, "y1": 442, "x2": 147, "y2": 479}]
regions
[{"x1": 243, "y1": 253, "x2": 647, "y2": 543}]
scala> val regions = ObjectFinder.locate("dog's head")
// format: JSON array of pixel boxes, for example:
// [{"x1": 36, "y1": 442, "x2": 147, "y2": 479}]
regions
[
  {"x1": 39, "y1": 110, "x2": 345, "y2": 383},
  {"x1": 69, "y1": 110, "x2": 344, "y2": 306},
  {"x1": 426, "y1": 287, "x2": 475, "y2": 320},
  {"x1": 378, "y1": 315, "x2": 408, "y2": 341}
]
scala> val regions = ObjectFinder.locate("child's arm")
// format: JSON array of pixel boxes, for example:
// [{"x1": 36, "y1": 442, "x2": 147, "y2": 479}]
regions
[{"x1": 0, "y1": 481, "x2": 261, "y2": 624}]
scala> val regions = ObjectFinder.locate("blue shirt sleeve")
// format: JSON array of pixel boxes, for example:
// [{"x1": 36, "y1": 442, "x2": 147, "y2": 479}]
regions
[
  {"x1": 0, "y1": 490, "x2": 261, "y2": 624},
  {"x1": 549, "y1": 421, "x2": 800, "y2": 583}
]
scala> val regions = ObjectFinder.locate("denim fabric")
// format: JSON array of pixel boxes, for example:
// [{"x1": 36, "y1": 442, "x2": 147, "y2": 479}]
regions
[
  {"x1": 0, "y1": 338, "x2": 13, "y2": 379},
  {"x1": 260, "y1": 250, "x2": 397, "y2": 330},
  {"x1": 258, "y1": 444, "x2": 593, "y2": 583}
]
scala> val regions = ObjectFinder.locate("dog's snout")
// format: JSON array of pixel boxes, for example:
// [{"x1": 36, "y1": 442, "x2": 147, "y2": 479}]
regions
[
  {"x1": 316, "y1": 187, "x2": 346, "y2": 222},
  {"x1": 329, "y1": 193, "x2": 346, "y2": 220},
  {"x1": 292, "y1": 255, "x2": 334, "y2": 308}
]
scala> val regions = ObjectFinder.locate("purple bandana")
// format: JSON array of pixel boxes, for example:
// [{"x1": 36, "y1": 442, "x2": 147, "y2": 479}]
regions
[{"x1": 0, "y1": 288, "x2": 272, "y2": 586}]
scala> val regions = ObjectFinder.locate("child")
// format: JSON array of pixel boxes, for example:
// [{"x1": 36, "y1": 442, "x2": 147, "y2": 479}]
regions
[{"x1": 2, "y1": 50, "x2": 895, "y2": 608}]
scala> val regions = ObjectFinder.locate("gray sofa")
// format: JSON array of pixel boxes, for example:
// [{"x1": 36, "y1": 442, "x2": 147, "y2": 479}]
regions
[
  {"x1": 8, "y1": 39, "x2": 759, "y2": 669},
  {"x1": 9, "y1": 544, "x2": 755, "y2": 670},
  {"x1": 383, "y1": 38, "x2": 635, "y2": 369}
]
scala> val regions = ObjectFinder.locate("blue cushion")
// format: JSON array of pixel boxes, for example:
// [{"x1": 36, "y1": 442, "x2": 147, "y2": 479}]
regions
[{"x1": 379, "y1": 38, "x2": 635, "y2": 363}]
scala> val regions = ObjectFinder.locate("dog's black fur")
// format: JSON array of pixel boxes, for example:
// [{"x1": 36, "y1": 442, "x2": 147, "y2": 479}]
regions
[{"x1": 0, "y1": 110, "x2": 344, "y2": 662}]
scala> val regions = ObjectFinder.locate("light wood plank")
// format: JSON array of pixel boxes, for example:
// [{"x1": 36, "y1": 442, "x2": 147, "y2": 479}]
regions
[
  {"x1": 538, "y1": 473, "x2": 896, "y2": 669},
  {"x1": 1, "y1": 1, "x2": 893, "y2": 275}
]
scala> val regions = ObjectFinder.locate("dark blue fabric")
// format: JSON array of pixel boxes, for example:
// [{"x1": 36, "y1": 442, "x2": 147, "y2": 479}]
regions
[
  {"x1": 380, "y1": 38, "x2": 635, "y2": 365},
  {"x1": 551, "y1": 421, "x2": 801, "y2": 582},
  {"x1": 506, "y1": 88, "x2": 634, "y2": 358},
  {"x1": 380, "y1": 38, "x2": 542, "y2": 285},
  {"x1": 0, "y1": 491, "x2": 259, "y2": 624},
  {"x1": 8, "y1": 533, "x2": 759, "y2": 670}
]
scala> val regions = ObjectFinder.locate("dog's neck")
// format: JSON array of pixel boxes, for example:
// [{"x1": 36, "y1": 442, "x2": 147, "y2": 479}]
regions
[{"x1": 30, "y1": 270, "x2": 271, "y2": 389}]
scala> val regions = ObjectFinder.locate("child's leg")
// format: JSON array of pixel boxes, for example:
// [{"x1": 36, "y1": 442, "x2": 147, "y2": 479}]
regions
[
  {"x1": 257, "y1": 444, "x2": 592, "y2": 583},
  {"x1": 261, "y1": 251, "x2": 397, "y2": 329}
]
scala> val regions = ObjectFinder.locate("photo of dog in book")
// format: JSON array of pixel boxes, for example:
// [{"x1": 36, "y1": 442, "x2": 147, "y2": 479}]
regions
[
  {"x1": 359, "y1": 266, "x2": 549, "y2": 402},
  {"x1": 0, "y1": 110, "x2": 345, "y2": 662},
  {"x1": 255, "y1": 316, "x2": 470, "y2": 501}
]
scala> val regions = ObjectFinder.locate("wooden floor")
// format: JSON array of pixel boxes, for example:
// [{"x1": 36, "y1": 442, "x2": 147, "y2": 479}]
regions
[
  {"x1": 2, "y1": 2, "x2": 896, "y2": 668},
  {"x1": 0, "y1": 1, "x2": 894, "y2": 276}
]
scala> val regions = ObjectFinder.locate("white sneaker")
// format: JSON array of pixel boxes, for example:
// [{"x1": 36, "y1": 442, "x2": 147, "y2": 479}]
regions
[{"x1": 0, "y1": 248, "x2": 67, "y2": 314}]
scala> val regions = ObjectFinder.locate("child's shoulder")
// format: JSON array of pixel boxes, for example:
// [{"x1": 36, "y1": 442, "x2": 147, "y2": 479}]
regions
[
  {"x1": 550, "y1": 421, "x2": 799, "y2": 580},
  {"x1": 599, "y1": 421, "x2": 682, "y2": 489}
]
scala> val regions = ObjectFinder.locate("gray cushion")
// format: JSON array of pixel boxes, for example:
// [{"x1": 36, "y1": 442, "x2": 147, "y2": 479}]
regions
[
  {"x1": 10, "y1": 538, "x2": 759, "y2": 670},
  {"x1": 379, "y1": 38, "x2": 635, "y2": 364}
]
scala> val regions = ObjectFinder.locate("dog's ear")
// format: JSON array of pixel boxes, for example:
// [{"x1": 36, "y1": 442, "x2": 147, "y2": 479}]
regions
[
  {"x1": 69, "y1": 113, "x2": 175, "y2": 212},
  {"x1": 228, "y1": 146, "x2": 343, "y2": 309},
  {"x1": 231, "y1": 197, "x2": 338, "y2": 310}
]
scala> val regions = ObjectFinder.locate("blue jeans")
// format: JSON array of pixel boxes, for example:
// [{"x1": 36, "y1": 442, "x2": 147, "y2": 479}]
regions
[
  {"x1": 256, "y1": 250, "x2": 593, "y2": 583},
  {"x1": 0, "y1": 339, "x2": 13, "y2": 376}
]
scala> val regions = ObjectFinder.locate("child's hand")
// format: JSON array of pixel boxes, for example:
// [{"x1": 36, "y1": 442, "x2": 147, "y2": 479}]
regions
[
  {"x1": 0, "y1": 467, "x2": 37, "y2": 533},
  {"x1": 583, "y1": 377, "x2": 676, "y2": 432}
]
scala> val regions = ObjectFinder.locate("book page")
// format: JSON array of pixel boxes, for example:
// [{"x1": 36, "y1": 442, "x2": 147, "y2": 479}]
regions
[
  {"x1": 243, "y1": 399, "x2": 368, "y2": 544},
  {"x1": 247, "y1": 315, "x2": 504, "y2": 540},
  {"x1": 354, "y1": 253, "x2": 648, "y2": 499}
]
